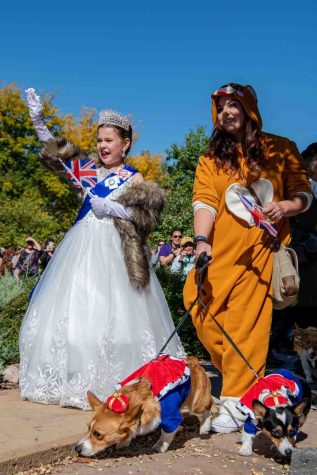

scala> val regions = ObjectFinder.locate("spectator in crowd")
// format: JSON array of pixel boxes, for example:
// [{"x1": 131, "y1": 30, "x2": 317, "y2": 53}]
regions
[
  {"x1": 0, "y1": 247, "x2": 5, "y2": 275},
  {"x1": 302, "y1": 142, "x2": 317, "y2": 198},
  {"x1": 291, "y1": 143, "x2": 317, "y2": 258},
  {"x1": 10, "y1": 247, "x2": 23, "y2": 278},
  {"x1": 268, "y1": 143, "x2": 317, "y2": 370},
  {"x1": 39, "y1": 239, "x2": 56, "y2": 273},
  {"x1": 150, "y1": 240, "x2": 165, "y2": 267},
  {"x1": 15, "y1": 237, "x2": 41, "y2": 280},
  {"x1": 171, "y1": 236, "x2": 195, "y2": 279},
  {"x1": 158, "y1": 229, "x2": 182, "y2": 266}
]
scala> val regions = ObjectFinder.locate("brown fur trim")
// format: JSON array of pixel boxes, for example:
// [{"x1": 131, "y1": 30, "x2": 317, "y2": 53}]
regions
[
  {"x1": 113, "y1": 182, "x2": 166, "y2": 289},
  {"x1": 116, "y1": 182, "x2": 166, "y2": 237},
  {"x1": 113, "y1": 218, "x2": 150, "y2": 290},
  {"x1": 39, "y1": 138, "x2": 88, "y2": 175}
]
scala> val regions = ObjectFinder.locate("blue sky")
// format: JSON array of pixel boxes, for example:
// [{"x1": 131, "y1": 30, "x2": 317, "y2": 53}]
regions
[{"x1": 1, "y1": 0, "x2": 316, "y2": 156}]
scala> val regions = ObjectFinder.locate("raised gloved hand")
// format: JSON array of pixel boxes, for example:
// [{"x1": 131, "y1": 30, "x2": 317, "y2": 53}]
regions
[
  {"x1": 25, "y1": 88, "x2": 44, "y2": 119},
  {"x1": 25, "y1": 88, "x2": 53, "y2": 142},
  {"x1": 90, "y1": 196, "x2": 132, "y2": 220}
]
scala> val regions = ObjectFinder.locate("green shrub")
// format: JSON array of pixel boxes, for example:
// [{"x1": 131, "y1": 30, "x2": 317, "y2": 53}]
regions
[
  {"x1": 155, "y1": 266, "x2": 208, "y2": 359},
  {"x1": 0, "y1": 272, "x2": 25, "y2": 310},
  {"x1": 0, "y1": 277, "x2": 36, "y2": 372}
]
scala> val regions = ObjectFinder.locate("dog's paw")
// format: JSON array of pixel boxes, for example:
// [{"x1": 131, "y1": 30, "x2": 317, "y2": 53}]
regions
[
  {"x1": 239, "y1": 445, "x2": 253, "y2": 457},
  {"x1": 199, "y1": 418, "x2": 211, "y2": 435},
  {"x1": 152, "y1": 440, "x2": 169, "y2": 453}
]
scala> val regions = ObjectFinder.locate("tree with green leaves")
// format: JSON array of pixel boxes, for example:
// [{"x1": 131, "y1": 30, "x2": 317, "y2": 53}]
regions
[{"x1": 151, "y1": 126, "x2": 210, "y2": 242}]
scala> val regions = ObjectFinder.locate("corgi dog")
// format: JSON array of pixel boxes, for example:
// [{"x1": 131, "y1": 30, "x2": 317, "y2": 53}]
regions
[
  {"x1": 237, "y1": 369, "x2": 311, "y2": 458},
  {"x1": 75, "y1": 355, "x2": 212, "y2": 457},
  {"x1": 293, "y1": 326, "x2": 317, "y2": 384}
]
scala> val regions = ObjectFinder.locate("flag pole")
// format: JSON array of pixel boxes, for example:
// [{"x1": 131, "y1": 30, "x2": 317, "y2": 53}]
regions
[{"x1": 56, "y1": 157, "x2": 95, "y2": 198}]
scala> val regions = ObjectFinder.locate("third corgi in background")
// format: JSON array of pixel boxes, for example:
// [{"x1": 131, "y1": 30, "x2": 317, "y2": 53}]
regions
[{"x1": 293, "y1": 326, "x2": 317, "y2": 384}]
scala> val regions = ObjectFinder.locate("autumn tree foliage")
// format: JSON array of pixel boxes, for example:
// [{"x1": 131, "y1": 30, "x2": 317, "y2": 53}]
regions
[
  {"x1": 0, "y1": 85, "x2": 82, "y2": 246},
  {"x1": 127, "y1": 151, "x2": 165, "y2": 183},
  {"x1": 0, "y1": 84, "x2": 169, "y2": 246},
  {"x1": 0, "y1": 83, "x2": 208, "y2": 248},
  {"x1": 63, "y1": 108, "x2": 98, "y2": 151}
]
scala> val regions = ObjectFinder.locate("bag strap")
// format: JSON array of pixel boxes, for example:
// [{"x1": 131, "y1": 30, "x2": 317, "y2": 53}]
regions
[{"x1": 245, "y1": 182, "x2": 263, "y2": 207}]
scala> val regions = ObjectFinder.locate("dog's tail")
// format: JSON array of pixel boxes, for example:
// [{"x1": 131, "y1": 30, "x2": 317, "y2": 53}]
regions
[
  {"x1": 185, "y1": 356, "x2": 200, "y2": 368},
  {"x1": 186, "y1": 356, "x2": 213, "y2": 412}
]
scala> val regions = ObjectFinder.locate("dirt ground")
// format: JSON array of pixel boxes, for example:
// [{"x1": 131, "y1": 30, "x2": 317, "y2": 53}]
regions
[{"x1": 16, "y1": 415, "x2": 294, "y2": 475}]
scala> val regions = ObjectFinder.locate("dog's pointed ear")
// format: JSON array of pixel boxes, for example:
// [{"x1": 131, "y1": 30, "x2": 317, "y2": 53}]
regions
[
  {"x1": 118, "y1": 403, "x2": 143, "y2": 434},
  {"x1": 252, "y1": 399, "x2": 268, "y2": 421},
  {"x1": 291, "y1": 399, "x2": 311, "y2": 424},
  {"x1": 87, "y1": 391, "x2": 103, "y2": 410}
]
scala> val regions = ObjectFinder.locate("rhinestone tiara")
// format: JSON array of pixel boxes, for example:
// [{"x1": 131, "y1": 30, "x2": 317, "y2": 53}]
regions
[{"x1": 98, "y1": 109, "x2": 130, "y2": 131}]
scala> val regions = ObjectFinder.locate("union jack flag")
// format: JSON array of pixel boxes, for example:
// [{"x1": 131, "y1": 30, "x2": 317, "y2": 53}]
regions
[
  {"x1": 237, "y1": 192, "x2": 278, "y2": 238},
  {"x1": 64, "y1": 159, "x2": 97, "y2": 189}
]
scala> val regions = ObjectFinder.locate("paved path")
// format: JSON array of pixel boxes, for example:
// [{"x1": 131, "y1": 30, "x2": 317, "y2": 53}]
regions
[
  {"x1": 1, "y1": 387, "x2": 317, "y2": 475},
  {"x1": 0, "y1": 389, "x2": 87, "y2": 474}
]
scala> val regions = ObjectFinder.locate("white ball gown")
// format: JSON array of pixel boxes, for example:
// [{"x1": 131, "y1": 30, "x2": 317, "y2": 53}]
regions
[{"x1": 19, "y1": 169, "x2": 185, "y2": 410}]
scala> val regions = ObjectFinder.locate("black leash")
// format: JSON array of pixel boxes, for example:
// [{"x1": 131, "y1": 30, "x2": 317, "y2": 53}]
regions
[
  {"x1": 197, "y1": 289, "x2": 260, "y2": 381},
  {"x1": 156, "y1": 252, "x2": 260, "y2": 381}
]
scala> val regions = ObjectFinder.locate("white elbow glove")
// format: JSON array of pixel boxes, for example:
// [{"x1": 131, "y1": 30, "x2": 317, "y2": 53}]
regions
[
  {"x1": 25, "y1": 88, "x2": 54, "y2": 142},
  {"x1": 90, "y1": 196, "x2": 132, "y2": 220}
]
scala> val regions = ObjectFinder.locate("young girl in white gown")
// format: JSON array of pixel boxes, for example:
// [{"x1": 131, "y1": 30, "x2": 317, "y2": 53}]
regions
[{"x1": 19, "y1": 91, "x2": 184, "y2": 409}]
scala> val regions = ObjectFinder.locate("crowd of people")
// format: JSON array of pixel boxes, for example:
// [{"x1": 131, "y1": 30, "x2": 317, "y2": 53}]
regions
[
  {"x1": 0, "y1": 238, "x2": 55, "y2": 279},
  {"x1": 149, "y1": 230, "x2": 195, "y2": 279}
]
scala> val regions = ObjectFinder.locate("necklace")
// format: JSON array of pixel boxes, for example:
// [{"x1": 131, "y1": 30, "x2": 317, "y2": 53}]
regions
[
  {"x1": 105, "y1": 164, "x2": 124, "y2": 175},
  {"x1": 98, "y1": 164, "x2": 124, "y2": 180}
]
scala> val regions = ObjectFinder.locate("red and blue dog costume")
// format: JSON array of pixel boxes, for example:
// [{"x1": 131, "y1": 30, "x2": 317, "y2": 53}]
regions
[
  {"x1": 114, "y1": 355, "x2": 191, "y2": 433},
  {"x1": 237, "y1": 369, "x2": 303, "y2": 435}
]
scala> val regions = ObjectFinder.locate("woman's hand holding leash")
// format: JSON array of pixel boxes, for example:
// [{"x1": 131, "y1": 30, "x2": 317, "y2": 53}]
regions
[{"x1": 195, "y1": 241, "x2": 212, "y2": 263}]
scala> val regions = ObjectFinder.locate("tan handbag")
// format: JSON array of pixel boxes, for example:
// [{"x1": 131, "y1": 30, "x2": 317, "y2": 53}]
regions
[{"x1": 272, "y1": 244, "x2": 300, "y2": 310}]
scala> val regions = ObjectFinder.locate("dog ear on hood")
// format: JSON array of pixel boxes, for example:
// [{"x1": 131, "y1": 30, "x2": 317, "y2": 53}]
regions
[
  {"x1": 291, "y1": 399, "x2": 311, "y2": 424},
  {"x1": 87, "y1": 391, "x2": 103, "y2": 410},
  {"x1": 252, "y1": 399, "x2": 269, "y2": 421}
]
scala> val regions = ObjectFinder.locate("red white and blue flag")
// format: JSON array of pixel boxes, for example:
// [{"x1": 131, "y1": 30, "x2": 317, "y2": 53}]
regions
[
  {"x1": 237, "y1": 192, "x2": 278, "y2": 238},
  {"x1": 64, "y1": 159, "x2": 97, "y2": 189}
]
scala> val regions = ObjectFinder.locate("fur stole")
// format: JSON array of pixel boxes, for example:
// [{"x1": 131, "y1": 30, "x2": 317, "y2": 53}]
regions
[
  {"x1": 39, "y1": 138, "x2": 88, "y2": 176},
  {"x1": 114, "y1": 182, "x2": 166, "y2": 289}
]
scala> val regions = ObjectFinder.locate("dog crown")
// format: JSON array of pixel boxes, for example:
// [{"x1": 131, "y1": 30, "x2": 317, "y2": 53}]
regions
[
  {"x1": 105, "y1": 392, "x2": 129, "y2": 414},
  {"x1": 98, "y1": 109, "x2": 130, "y2": 131},
  {"x1": 262, "y1": 390, "x2": 289, "y2": 407}
]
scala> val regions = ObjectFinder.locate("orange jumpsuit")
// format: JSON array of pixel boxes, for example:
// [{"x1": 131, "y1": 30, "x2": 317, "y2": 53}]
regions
[{"x1": 183, "y1": 133, "x2": 311, "y2": 397}]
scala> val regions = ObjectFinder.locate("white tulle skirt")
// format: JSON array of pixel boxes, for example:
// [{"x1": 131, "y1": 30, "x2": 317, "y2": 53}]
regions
[{"x1": 19, "y1": 211, "x2": 185, "y2": 409}]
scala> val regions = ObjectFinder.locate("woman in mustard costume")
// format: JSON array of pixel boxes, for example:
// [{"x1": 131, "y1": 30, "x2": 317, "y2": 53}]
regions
[{"x1": 183, "y1": 83, "x2": 312, "y2": 433}]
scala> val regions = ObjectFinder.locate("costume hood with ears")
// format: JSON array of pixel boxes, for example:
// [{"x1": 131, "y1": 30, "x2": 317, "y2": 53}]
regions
[{"x1": 211, "y1": 83, "x2": 263, "y2": 130}]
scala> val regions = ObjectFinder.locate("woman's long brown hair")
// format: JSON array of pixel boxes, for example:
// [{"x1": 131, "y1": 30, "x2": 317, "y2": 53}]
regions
[{"x1": 206, "y1": 119, "x2": 267, "y2": 182}]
